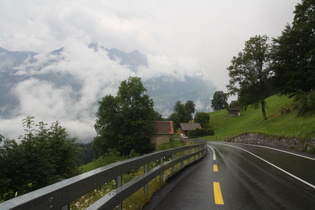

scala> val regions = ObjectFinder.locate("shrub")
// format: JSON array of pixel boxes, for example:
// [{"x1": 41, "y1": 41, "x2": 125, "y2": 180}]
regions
[
  {"x1": 294, "y1": 90, "x2": 315, "y2": 116},
  {"x1": 194, "y1": 112, "x2": 210, "y2": 128},
  {"x1": 187, "y1": 128, "x2": 214, "y2": 138}
]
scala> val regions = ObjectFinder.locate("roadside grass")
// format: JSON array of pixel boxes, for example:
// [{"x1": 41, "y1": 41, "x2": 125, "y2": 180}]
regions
[{"x1": 205, "y1": 95, "x2": 315, "y2": 141}]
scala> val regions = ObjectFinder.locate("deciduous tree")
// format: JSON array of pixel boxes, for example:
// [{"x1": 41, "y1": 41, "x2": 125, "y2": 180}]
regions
[
  {"x1": 227, "y1": 35, "x2": 273, "y2": 120},
  {"x1": 168, "y1": 100, "x2": 196, "y2": 128},
  {"x1": 94, "y1": 77, "x2": 157, "y2": 156},
  {"x1": 211, "y1": 91, "x2": 228, "y2": 110}
]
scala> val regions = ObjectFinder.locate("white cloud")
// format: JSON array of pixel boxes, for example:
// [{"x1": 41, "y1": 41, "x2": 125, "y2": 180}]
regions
[
  {"x1": 61, "y1": 120, "x2": 96, "y2": 142},
  {"x1": 1, "y1": 39, "x2": 136, "y2": 141},
  {"x1": 138, "y1": 54, "x2": 204, "y2": 81},
  {"x1": 0, "y1": 117, "x2": 25, "y2": 140},
  {"x1": 12, "y1": 78, "x2": 70, "y2": 119}
]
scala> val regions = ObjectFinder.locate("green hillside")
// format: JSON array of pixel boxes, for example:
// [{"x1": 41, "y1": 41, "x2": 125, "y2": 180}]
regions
[{"x1": 206, "y1": 95, "x2": 315, "y2": 141}]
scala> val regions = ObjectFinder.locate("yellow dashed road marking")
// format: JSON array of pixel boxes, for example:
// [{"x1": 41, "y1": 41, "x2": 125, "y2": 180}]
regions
[
  {"x1": 213, "y1": 164, "x2": 218, "y2": 172},
  {"x1": 213, "y1": 182, "x2": 224, "y2": 205}
]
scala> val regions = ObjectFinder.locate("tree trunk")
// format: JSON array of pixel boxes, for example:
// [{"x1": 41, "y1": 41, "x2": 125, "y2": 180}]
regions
[{"x1": 261, "y1": 100, "x2": 267, "y2": 120}]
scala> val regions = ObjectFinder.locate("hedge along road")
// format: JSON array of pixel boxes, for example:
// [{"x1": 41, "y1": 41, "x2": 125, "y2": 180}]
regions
[{"x1": 143, "y1": 142, "x2": 315, "y2": 210}]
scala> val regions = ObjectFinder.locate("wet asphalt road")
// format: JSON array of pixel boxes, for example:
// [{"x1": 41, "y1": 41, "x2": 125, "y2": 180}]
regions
[{"x1": 143, "y1": 142, "x2": 315, "y2": 210}]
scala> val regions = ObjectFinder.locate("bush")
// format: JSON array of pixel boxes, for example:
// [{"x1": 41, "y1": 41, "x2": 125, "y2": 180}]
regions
[
  {"x1": 294, "y1": 90, "x2": 315, "y2": 116},
  {"x1": 194, "y1": 112, "x2": 210, "y2": 128},
  {"x1": 187, "y1": 128, "x2": 214, "y2": 138}
]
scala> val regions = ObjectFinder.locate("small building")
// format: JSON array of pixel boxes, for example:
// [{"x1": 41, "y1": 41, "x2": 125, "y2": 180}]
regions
[
  {"x1": 228, "y1": 101, "x2": 241, "y2": 117},
  {"x1": 150, "y1": 121, "x2": 174, "y2": 145},
  {"x1": 180, "y1": 123, "x2": 202, "y2": 137}
]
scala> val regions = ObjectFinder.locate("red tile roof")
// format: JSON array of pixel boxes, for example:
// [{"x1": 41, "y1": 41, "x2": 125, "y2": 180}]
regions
[{"x1": 154, "y1": 121, "x2": 174, "y2": 135}]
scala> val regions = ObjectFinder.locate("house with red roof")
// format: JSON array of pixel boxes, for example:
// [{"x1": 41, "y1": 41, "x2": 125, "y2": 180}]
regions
[{"x1": 150, "y1": 121, "x2": 175, "y2": 145}]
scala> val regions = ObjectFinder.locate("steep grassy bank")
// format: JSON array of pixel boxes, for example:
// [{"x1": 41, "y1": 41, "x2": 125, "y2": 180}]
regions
[{"x1": 205, "y1": 95, "x2": 315, "y2": 141}]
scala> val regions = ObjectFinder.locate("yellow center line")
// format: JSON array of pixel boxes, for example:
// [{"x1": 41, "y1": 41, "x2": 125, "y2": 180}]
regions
[
  {"x1": 213, "y1": 164, "x2": 218, "y2": 172},
  {"x1": 213, "y1": 182, "x2": 224, "y2": 205}
]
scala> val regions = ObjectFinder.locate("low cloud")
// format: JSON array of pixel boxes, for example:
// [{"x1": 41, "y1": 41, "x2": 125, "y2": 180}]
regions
[
  {"x1": 1, "y1": 39, "x2": 136, "y2": 141},
  {"x1": 12, "y1": 78, "x2": 72, "y2": 119},
  {"x1": 138, "y1": 54, "x2": 205, "y2": 81},
  {"x1": 1, "y1": 40, "x2": 209, "y2": 141}
]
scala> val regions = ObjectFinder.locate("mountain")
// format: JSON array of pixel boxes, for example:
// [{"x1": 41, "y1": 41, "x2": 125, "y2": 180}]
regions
[
  {"x1": 0, "y1": 45, "x2": 215, "y2": 140},
  {"x1": 0, "y1": 47, "x2": 36, "y2": 116},
  {"x1": 144, "y1": 76, "x2": 214, "y2": 116},
  {"x1": 88, "y1": 44, "x2": 148, "y2": 72}
]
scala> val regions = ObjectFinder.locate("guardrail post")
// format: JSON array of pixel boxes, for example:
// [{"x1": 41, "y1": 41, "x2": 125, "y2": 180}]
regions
[
  {"x1": 144, "y1": 164, "x2": 148, "y2": 195},
  {"x1": 172, "y1": 154, "x2": 175, "y2": 173},
  {"x1": 181, "y1": 151, "x2": 184, "y2": 168},
  {"x1": 116, "y1": 175, "x2": 122, "y2": 210},
  {"x1": 160, "y1": 157, "x2": 164, "y2": 185}
]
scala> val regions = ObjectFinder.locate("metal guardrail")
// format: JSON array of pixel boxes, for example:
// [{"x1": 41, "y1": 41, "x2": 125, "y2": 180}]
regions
[{"x1": 0, "y1": 141, "x2": 207, "y2": 210}]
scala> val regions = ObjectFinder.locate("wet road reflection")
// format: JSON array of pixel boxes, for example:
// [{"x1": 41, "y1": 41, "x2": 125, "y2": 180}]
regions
[{"x1": 144, "y1": 142, "x2": 315, "y2": 210}]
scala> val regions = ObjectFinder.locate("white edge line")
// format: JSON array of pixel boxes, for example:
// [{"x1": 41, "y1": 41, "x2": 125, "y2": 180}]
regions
[
  {"x1": 215, "y1": 142, "x2": 315, "y2": 161},
  {"x1": 207, "y1": 145, "x2": 216, "y2": 160},
  {"x1": 242, "y1": 144, "x2": 315, "y2": 161},
  {"x1": 225, "y1": 144, "x2": 315, "y2": 189}
]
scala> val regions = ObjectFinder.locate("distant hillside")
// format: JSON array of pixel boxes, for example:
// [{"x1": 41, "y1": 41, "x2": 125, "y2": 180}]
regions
[{"x1": 206, "y1": 95, "x2": 315, "y2": 140}]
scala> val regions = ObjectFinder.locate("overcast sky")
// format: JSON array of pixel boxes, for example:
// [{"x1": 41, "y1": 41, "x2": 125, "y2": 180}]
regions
[
  {"x1": 1, "y1": 0, "x2": 300, "y2": 88},
  {"x1": 0, "y1": 0, "x2": 300, "y2": 141}
]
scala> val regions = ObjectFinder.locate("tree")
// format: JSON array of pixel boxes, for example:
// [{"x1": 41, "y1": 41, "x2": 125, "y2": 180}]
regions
[
  {"x1": 75, "y1": 143, "x2": 93, "y2": 166},
  {"x1": 211, "y1": 91, "x2": 228, "y2": 110},
  {"x1": 0, "y1": 117, "x2": 77, "y2": 201},
  {"x1": 185, "y1": 100, "x2": 196, "y2": 117},
  {"x1": 194, "y1": 112, "x2": 210, "y2": 128},
  {"x1": 94, "y1": 95, "x2": 120, "y2": 157},
  {"x1": 227, "y1": 35, "x2": 273, "y2": 120},
  {"x1": 272, "y1": 0, "x2": 315, "y2": 97},
  {"x1": 293, "y1": 89, "x2": 315, "y2": 115},
  {"x1": 94, "y1": 77, "x2": 157, "y2": 157},
  {"x1": 168, "y1": 100, "x2": 196, "y2": 128}
]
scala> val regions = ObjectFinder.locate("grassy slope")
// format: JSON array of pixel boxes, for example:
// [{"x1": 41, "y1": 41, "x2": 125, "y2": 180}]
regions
[{"x1": 205, "y1": 95, "x2": 315, "y2": 141}]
